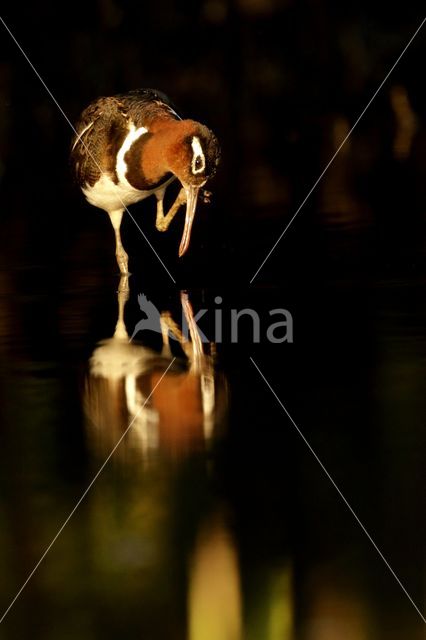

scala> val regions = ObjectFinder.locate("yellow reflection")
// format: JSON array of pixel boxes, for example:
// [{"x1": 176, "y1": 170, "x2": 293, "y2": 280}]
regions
[
  {"x1": 320, "y1": 115, "x2": 364, "y2": 225},
  {"x1": 246, "y1": 563, "x2": 294, "y2": 640},
  {"x1": 390, "y1": 84, "x2": 417, "y2": 160},
  {"x1": 189, "y1": 512, "x2": 242, "y2": 640},
  {"x1": 268, "y1": 566, "x2": 294, "y2": 640},
  {"x1": 305, "y1": 583, "x2": 370, "y2": 640},
  {"x1": 84, "y1": 278, "x2": 227, "y2": 459}
]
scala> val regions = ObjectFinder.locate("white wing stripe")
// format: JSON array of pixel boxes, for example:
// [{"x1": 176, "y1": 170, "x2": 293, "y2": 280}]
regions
[{"x1": 116, "y1": 123, "x2": 148, "y2": 186}]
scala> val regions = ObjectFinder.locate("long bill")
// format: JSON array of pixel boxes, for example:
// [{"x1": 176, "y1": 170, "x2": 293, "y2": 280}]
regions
[{"x1": 179, "y1": 185, "x2": 200, "y2": 257}]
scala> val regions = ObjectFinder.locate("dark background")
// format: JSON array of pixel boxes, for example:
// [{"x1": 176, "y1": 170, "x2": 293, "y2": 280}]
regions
[
  {"x1": 1, "y1": 1, "x2": 426, "y2": 283},
  {"x1": 0, "y1": 2, "x2": 425, "y2": 639}
]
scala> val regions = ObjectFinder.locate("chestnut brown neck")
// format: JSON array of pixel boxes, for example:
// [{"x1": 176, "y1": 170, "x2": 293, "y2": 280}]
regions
[{"x1": 140, "y1": 119, "x2": 199, "y2": 184}]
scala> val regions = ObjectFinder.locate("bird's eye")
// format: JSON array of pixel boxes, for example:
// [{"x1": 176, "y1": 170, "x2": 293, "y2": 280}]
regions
[{"x1": 191, "y1": 137, "x2": 206, "y2": 174}]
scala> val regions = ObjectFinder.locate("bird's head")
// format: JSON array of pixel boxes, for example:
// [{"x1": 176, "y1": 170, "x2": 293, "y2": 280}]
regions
[{"x1": 164, "y1": 120, "x2": 220, "y2": 256}]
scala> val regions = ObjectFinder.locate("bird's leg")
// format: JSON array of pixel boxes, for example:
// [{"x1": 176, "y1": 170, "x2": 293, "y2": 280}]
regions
[
  {"x1": 109, "y1": 209, "x2": 129, "y2": 274},
  {"x1": 113, "y1": 276, "x2": 130, "y2": 340},
  {"x1": 155, "y1": 187, "x2": 186, "y2": 232}
]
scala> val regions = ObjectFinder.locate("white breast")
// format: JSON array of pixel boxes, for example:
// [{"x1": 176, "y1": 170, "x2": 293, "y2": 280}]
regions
[{"x1": 82, "y1": 173, "x2": 152, "y2": 213}]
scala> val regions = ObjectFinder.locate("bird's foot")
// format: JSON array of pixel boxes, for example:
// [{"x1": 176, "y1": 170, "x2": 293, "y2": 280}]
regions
[{"x1": 156, "y1": 219, "x2": 169, "y2": 232}]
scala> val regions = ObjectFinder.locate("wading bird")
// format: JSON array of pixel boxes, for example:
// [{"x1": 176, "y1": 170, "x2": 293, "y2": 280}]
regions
[{"x1": 71, "y1": 89, "x2": 220, "y2": 273}]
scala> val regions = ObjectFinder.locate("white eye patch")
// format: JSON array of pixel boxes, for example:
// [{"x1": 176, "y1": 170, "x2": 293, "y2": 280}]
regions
[{"x1": 191, "y1": 136, "x2": 206, "y2": 174}]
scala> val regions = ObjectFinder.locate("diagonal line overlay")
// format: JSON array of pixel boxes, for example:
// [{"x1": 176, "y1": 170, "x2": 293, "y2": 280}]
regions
[
  {"x1": 0, "y1": 358, "x2": 176, "y2": 625},
  {"x1": 250, "y1": 15, "x2": 426, "y2": 283},
  {"x1": 250, "y1": 357, "x2": 426, "y2": 624},
  {"x1": 0, "y1": 15, "x2": 176, "y2": 283}
]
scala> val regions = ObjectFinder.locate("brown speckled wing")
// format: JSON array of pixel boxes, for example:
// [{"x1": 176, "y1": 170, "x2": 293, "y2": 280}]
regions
[
  {"x1": 70, "y1": 96, "x2": 129, "y2": 187},
  {"x1": 115, "y1": 88, "x2": 181, "y2": 128}
]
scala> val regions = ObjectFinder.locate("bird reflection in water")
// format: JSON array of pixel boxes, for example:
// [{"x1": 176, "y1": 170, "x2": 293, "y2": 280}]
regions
[
  {"x1": 84, "y1": 279, "x2": 227, "y2": 460},
  {"x1": 80, "y1": 283, "x2": 377, "y2": 640},
  {"x1": 82, "y1": 281, "x2": 244, "y2": 639}
]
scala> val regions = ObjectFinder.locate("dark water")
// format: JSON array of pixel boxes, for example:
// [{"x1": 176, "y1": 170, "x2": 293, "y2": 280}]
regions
[
  {"x1": 1, "y1": 3, "x2": 426, "y2": 638},
  {"x1": 0, "y1": 205, "x2": 425, "y2": 639}
]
